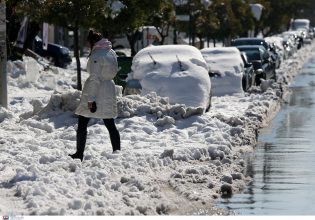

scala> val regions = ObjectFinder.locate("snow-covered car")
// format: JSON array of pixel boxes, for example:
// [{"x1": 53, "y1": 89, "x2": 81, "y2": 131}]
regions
[
  {"x1": 282, "y1": 31, "x2": 303, "y2": 50},
  {"x1": 200, "y1": 47, "x2": 247, "y2": 96},
  {"x1": 124, "y1": 45, "x2": 211, "y2": 111},
  {"x1": 265, "y1": 36, "x2": 286, "y2": 61}
]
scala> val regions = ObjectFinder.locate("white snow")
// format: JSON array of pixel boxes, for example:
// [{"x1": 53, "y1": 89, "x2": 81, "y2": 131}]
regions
[
  {"x1": 0, "y1": 39, "x2": 314, "y2": 216},
  {"x1": 201, "y1": 47, "x2": 244, "y2": 96}
]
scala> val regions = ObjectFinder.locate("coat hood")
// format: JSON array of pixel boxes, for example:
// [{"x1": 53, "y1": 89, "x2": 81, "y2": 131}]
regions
[{"x1": 92, "y1": 38, "x2": 112, "y2": 51}]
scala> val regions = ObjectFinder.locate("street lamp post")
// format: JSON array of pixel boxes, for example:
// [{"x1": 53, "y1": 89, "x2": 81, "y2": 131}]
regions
[{"x1": 0, "y1": 0, "x2": 7, "y2": 108}]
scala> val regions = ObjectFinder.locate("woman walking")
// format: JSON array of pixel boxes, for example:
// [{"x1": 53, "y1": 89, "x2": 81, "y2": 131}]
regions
[{"x1": 69, "y1": 30, "x2": 121, "y2": 162}]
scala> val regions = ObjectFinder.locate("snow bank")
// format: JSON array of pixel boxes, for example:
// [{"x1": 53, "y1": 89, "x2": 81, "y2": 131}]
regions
[
  {"x1": 0, "y1": 107, "x2": 13, "y2": 123},
  {"x1": 118, "y1": 92, "x2": 204, "y2": 121},
  {"x1": 30, "y1": 89, "x2": 204, "y2": 123}
]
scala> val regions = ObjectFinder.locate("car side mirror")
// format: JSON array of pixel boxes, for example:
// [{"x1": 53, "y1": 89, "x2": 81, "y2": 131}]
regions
[
  {"x1": 244, "y1": 62, "x2": 252, "y2": 68},
  {"x1": 263, "y1": 53, "x2": 270, "y2": 63}
]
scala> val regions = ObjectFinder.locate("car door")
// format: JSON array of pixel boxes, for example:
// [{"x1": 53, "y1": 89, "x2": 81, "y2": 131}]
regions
[{"x1": 261, "y1": 50, "x2": 275, "y2": 80}]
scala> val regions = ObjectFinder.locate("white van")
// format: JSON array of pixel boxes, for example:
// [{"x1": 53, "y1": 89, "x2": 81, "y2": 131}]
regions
[
  {"x1": 290, "y1": 18, "x2": 312, "y2": 42},
  {"x1": 291, "y1": 19, "x2": 310, "y2": 31},
  {"x1": 112, "y1": 26, "x2": 162, "y2": 53}
]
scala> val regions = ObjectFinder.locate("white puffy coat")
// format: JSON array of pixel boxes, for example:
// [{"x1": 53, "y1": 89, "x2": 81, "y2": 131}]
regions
[{"x1": 75, "y1": 47, "x2": 118, "y2": 119}]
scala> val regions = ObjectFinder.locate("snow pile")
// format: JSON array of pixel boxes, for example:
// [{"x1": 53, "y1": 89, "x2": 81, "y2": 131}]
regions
[
  {"x1": 0, "y1": 41, "x2": 314, "y2": 215},
  {"x1": 29, "y1": 89, "x2": 204, "y2": 124},
  {"x1": 201, "y1": 47, "x2": 244, "y2": 96},
  {"x1": 127, "y1": 45, "x2": 211, "y2": 110},
  {"x1": 118, "y1": 92, "x2": 204, "y2": 121},
  {"x1": 7, "y1": 58, "x2": 75, "y2": 93},
  {"x1": 0, "y1": 107, "x2": 14, "y2": 123}
]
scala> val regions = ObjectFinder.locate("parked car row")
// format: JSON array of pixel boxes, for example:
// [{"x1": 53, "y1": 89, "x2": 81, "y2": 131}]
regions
[
  {"x1": 231, "y1": 37, "x2": 278, "y2": 84},
  {"x1": 120, "y1": 24, "x2": 314, "y2": 112},
  {"x1": 30, "y1": 18, "x2": 309, "y2": 112}
]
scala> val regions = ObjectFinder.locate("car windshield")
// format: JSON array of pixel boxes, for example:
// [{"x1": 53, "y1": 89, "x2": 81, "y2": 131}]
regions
[
  {"x1": 232, "y1": 39, "x2": 268, "y2": 50},
  {"x1": 240, "y1": 50, "x2": 261, "y2": 61},
  {"x1": 292, "y1": 21, "x2": 309, "y2": 30}
]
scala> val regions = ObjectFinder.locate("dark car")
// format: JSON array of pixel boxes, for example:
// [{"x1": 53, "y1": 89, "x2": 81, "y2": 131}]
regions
[
  {"x1": 33, "y1": 36, "x2": 72, "y2": 68},
  {"x1": 236, "y1": 45, "x2": 276, "y2": 85},
  {"x1": 231, "y1": 37, "x2": 269, "y2": 50},
  {"x1": 240, "y1": 52, "x2": 256, "y2": 91},
  {"x1": 231, "y1": 37, "x2": 281, "y2": 69}
]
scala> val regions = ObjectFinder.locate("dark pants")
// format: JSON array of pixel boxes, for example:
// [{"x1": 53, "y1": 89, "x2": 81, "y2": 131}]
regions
[{"x1": 76, "y1": 115, "x2": 121, "y2": 155}]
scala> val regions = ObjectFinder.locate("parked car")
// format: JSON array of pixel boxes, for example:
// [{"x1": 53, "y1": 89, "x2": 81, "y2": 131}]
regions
[
  {"x1": 268, "y1": 42, "x2": 281, "y2": 69},
  {"x1": 33, "y1": 36, "x2": 72, "y2": 68},
  {"x1": 265, "y1": 36, "x2": 286, "y2": 62},
  {"x1": 201, "y1": 47, "x2": 252, "y2": 96},
  {"x1": 231, "y1": 37, "x2": 269, "y2": 50},
  {"x1": 281, "y1": 32, "x2": 298, "y2": 58},
  {"x1": 283, "y1": 31, "x2": 303, "y2": 50},
  {"x1": 308, "y1": 27, "x2": 315, "y2": 39},
  {"x1": 236, "y1": 45, "x2": 276, "y2": 85},
  {"x1": 231, "y1": 37, "x2": 280, "y2": 69},
  {"x1": 125, "y1": 45, "x2": 212, "y2": 111},
  {"x1": 240, "y1": 52, "x2": 256, "y2": 91}
]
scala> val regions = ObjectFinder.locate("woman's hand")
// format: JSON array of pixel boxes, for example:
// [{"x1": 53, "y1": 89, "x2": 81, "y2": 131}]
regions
[{"x1": 88, "y1": 101, "x2": 97, "y2": 113}]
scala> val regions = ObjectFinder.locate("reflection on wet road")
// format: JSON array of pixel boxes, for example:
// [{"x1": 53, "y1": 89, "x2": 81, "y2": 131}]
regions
[{"x1": 217, "y1": 56, "x2": 315, "y2": 215}]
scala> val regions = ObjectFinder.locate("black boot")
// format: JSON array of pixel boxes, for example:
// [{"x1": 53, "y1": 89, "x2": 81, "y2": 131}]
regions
[
  {"x1": 69, "y1": 131, "x2": 86, "y2": 162},
  {"x1": 110, "y1": 129, "x2": 121, "y2": 153},
  {"x1": 69, "y1": 122, "x2": 88, "y2": 162},
  {"x1": 68, "y1": 152, "x2": 83, "y2": 162},
  {"x1": 103, "y1": 119, "x2": 121, "y2": 153}
]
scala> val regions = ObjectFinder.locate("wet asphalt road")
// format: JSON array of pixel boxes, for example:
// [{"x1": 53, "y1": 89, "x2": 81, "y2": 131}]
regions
[{"x1": 217, "y1": 55, "x2": 315, "y2": 215}]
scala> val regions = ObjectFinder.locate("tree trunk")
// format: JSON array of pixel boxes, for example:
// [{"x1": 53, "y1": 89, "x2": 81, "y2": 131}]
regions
[
  {"x1": 0, "y1": 1, "x2": 8, "y2": 108},
  {"x1": 157, "y1": 24, "x2": 169, "y2": 45},
  {"x1": 127, "y1": 33, "x2": 137, "y2": 57},
  {"x1": 74, "y1": 27, "x2": 82, "y2": 91},
  {"x1": 173, "y1": 27, "x2": 178, "y2": 44},
  {"x1": 198, "y1": 36, "x2": 204, "y2": 49},
  {"x1": 6, "y1": 0, "x2": 20, "y2": 59},
  {"x1": 22, "y1": 21, "x2": 40, "y2": 53}
]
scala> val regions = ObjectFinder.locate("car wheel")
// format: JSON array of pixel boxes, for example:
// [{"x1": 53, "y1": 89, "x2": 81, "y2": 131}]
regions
[
  {"x1": 242, "y1": 76, "x2": 247, "y2": 92},
  {"x1": 45, "y1": 55, "x2": 56, "y2": 66},
  {"x1": 255, "y1": 74, "x2": 261, "y2": 86},
  {"x1": 272, "y1": 70, "x2": 277, "y2": 80},
  {"x1": 206, "y1": 90, "x2": 212, "y2": 112}
]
